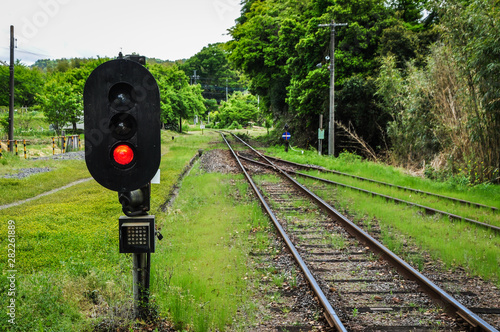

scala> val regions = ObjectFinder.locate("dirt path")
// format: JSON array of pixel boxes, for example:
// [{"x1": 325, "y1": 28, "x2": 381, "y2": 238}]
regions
[{"x1": 0, "y1": 178, "x2": 93, "y2": 211}]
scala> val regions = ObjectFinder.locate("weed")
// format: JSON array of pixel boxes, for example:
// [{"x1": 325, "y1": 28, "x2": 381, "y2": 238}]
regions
[
  {"x1": 273, "y1": 273, "x2": 286, "y2": 287},
  {"x1": 326, "y1": 233, "x2": 346, "y2": 249},
  {"x1": 289, "y1": 268, "x2": 298, "y2": 288}
]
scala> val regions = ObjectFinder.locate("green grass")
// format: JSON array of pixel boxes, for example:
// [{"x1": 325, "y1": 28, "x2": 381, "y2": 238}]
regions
[
  {"x1": 301, "y1": 169, "x2": 500, "y2": 227},
  {"x1": 0, "y1": 174, "x2": 129, "y2": 331},
  {"x1": 0, "y1": 158, "x2": 90, "y2": 206},
  {"x1": 151, "y1": 165, "x2": 269, "y2": 331},
  {"x1": 0, "y1": 130, "x2": 220, "y2": 331}
]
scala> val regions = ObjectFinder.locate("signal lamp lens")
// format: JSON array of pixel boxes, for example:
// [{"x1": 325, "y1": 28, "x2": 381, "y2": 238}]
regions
[
  {"x1": 110, "y1": 113, "x2": 137, "y2": 139},
  {"x1": 113, "y1": 144, "x2": 134, "y2": 166},
  {"x1": 109, "y1": 83, "x2": 135, "y2": 111}
]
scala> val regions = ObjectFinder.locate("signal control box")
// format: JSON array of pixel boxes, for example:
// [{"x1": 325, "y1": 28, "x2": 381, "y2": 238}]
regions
[{"x1": 119, "y1": 215, "x2": 155, "y2": 253}]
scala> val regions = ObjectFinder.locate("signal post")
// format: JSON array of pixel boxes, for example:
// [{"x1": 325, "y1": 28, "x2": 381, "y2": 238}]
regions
[{"x1": 83, "y1": 54, "x2": 162, "y2": 318}]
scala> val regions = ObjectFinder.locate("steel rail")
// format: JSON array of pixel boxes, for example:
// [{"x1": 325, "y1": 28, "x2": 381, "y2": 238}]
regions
[
  {"x1": 227, "y1": 132, "x2": 499, "y2": 332},
  {"x1": 237, "y1": 154, "x2": 500, "y2": 234},
  {"x1": 220, "y1": 133, "x2": 347, "y2": 331},
  {"x1": 262, "y1": 154, "x2": 498, "y2": 213}
]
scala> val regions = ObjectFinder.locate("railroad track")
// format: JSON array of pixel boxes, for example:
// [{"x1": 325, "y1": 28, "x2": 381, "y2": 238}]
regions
[
  {"x1": 232, "y1": 148, "x2": 499, "y2": 235},
  {"x1": 261, "y1": 154, "x2": 498, "y2": 213},
  {"x1": 220, "y1": 132, "x2": 499, "y2": 331}
]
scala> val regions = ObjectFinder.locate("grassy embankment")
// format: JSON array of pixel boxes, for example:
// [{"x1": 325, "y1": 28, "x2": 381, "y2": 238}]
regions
[{"x1": 0, "y1": 129, "x2": 271, "y2": 331}]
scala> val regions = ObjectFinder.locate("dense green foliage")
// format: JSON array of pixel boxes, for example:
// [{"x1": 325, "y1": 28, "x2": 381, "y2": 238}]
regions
[
  {"x1": 149, "y1": 64, "x2": 206, "y2": 131},
  {"x1": 227, "y1": 0, "x2": 435, "y2": 150},
  {"x1": 211, "y1": 91, "x2": 261, "y2": 128},
  {"x1": 229, "y1": 0, "x2": 424, "y2": 149},
  {"x1": 180, "y1": 43, "x2": 245, "y2": 103},
  {"x1": 228, "y1": 0, "x2": 499, "y2": 182},
  {"x1": 376, "y1": 0, "x2": 500, "y2": 182},
  {"x1": 0, "y1": 62, "x2": 44, "y2": 108}
]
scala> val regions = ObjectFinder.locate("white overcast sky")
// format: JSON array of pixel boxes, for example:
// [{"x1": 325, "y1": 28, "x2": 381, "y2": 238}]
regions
[{"x1": 0, "y1": 0, "x2": 242, "y2": 65}]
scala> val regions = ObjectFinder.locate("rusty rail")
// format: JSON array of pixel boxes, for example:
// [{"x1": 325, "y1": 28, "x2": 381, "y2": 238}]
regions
[
  {"x1": 221, "y1": 133, "x2": 347, "y2": 331},
  {"x1": 225, "y1": 132, "x2": 498, "y2": 332}
]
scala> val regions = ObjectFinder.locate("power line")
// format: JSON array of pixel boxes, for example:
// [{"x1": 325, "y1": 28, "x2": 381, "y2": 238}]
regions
[
  {"x1": 15, "y1": 48, "x2": 50, "y2": 57},
  {"x1": 1, "y1": 46, "x2": 50, "y2": 58}
]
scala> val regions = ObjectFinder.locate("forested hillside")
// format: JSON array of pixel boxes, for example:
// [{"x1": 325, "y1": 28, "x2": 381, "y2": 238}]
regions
[{"x1": 227, "y1": 0, "x2": 499, "y2": 183}]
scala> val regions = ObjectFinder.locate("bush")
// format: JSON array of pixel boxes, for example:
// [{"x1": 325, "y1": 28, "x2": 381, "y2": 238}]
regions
[
  {"x1": 336, "y1": 150, "x2": 363, "y2": 163},
  {"x1": 424, "y1": 164, "x2": 450, "y2": 182},
  {"x1": 228, "y1": 121, "x2": 242, "y2": 130}
]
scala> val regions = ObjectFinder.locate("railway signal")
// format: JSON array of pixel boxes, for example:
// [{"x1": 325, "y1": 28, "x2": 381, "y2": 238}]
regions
[
  {"x1": 83, "y1": 58, "x2": 161, "y2": 193},
  {"x1": 83, "y1": 55, "x2": 162, "y2": 319}
]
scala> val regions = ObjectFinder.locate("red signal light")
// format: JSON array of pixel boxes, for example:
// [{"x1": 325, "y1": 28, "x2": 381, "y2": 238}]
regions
[{"x1": 113, "y1": 144, "x2": 134, "y2": 166}]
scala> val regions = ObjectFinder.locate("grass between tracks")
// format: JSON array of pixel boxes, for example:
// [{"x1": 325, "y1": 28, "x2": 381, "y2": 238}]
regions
[{"x1": 151, "y1": 166, "x2": 269, "y2": 331}]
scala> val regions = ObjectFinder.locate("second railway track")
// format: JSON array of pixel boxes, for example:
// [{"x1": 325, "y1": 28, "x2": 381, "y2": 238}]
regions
[
  {"x1": 234, "y1": 152, "x2": 500, "y2": 234},
  {"x1": 220, "y1": 132, "x2": 499, "y2": 331}
]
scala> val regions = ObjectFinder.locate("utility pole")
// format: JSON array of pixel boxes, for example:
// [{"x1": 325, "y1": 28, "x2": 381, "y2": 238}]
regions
[
  {"x1": 192, "y1": 70, "x2": 200, "y2": 85},
  {"x1": 8, "y1": 25, "x2": 15, "y2": 152},
  {"x1": 318, "y1": 114, "x2": 323, "y2": 156},
  {"x1": 318, "y1": 21, "x2": 347, "y2": 156},
  {"x1": 225, "y1": 78, "x2": 228, "y2": 102}
]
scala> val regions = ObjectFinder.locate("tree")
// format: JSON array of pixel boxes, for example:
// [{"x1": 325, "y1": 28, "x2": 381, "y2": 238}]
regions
[
  {"x1": 149, "y1": 64, "x2": 206, "y2": 132},
  {"x1": 228, "y1": 0, "x2": 290, "y2": 115},
  {"x1": 432, "y1": 0, "x2": 500, "y2": 181},
  {"x1": 228, "y1": 0, "x2": 441, "y2": 156},
  {"x1": 387, "y1": 0, "x2": 428, "y2": 25},
  {"x1": 36, "y1": 59, "x2": 106, "y2": 133},
  {"x1": 228, "y1": 0, "x2": 395, "y2": 150},
  {"x1": 37, "y1": 73, "x2": 82, "y2": 134},
  {"x1": 0, "y1": 62, "x2": 44, "y2": 107},
  {"x1": 375, "y1": 55, "x2": 438, "y2": 166},
  {"x1": 216, "y1": 91, "x2": 260, "y2": 128},
  {"x1": 181, "y1": 43, "x2": 243, "y2": 103},
  {"x1": 0, "y1": 65, "x2": 9, "y2": 107}
]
